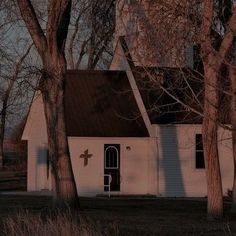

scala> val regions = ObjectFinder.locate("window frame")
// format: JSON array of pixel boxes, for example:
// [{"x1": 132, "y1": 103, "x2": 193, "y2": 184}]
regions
[
  {"x1": 104, "y1": 145, "x2": 119, "y2": 169},
  {"x1": 195, "y1": 134, "x2": 205, "y2": 169}
]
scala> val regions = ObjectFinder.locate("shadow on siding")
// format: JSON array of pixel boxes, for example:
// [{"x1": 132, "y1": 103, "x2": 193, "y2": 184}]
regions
[
  {"x1": 36, "y1": 146, "x2": 47, "y2": 165},
  {"x1": 160, "y1": 126, "x2": 185, "y2": 196}
]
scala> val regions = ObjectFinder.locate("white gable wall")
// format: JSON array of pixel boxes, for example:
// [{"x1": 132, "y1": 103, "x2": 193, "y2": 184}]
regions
[
  {"x1": 155, "y1": 124, "x2": 233, "y2": 197},
  {"x1": 22, "y1": 92, "x2": 51, "y2": 191},
  {"x1": 110, "y1": 40, "x2": 128, "y2": 71}
]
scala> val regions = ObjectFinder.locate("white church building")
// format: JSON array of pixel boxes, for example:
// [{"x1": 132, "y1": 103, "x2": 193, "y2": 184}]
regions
[{"x1": 22, "y1": 0, "x2": 234, "y2": 197}]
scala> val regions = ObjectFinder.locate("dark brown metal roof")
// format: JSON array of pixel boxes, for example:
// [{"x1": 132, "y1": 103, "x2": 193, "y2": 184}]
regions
[
  {"x1": 133, "y1": 66, "x2": 204, "y2": 124},
  {"x1": 133, "y1": 66, "x2": 230, "y2": 125},
  {"x1": 118, "y1": 36, "x2": 230, "y2": 125},
  {"x1": 118, "y1": 37, "x2": 204, "y2": 124},
  {"x1": 64, "y1": 70, "x2": 149, "y2": 137}
]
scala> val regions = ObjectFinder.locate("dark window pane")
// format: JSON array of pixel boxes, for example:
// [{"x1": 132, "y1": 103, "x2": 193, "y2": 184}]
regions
[
  {"x1": 195, "y1": 134, "x2": 205, "y2": 169},
  {"x1": 196, "y1": 151, "x2": 205, "y2": 169},
  {"x1": 105, "y1": 155, "x2": 110, "y2": 167},
  {"x1": 196, "y1": 134, "x2": 203, "y2": 150},
  {"x1": 110, "y1": 151, "x2": 114, "y2": 167},
  {"x1": 113, "y1": 152, "x2": 117, "y2": 167},
  {"x1": 104, "y1": 186, "x2": 109, "y2": 192}
]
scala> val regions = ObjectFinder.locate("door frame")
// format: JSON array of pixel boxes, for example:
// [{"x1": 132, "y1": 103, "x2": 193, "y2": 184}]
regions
[{"x1": 104, "y1": 144, "x2": 121, "y2": 192}]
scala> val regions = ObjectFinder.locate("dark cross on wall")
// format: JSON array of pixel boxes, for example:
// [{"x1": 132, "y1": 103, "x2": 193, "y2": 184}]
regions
[{"x1": 80, "y1": 149, "x2": 93, "y2": 166}]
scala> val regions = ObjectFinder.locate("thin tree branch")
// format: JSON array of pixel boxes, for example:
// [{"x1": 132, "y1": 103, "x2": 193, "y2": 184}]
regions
[{"x1": 16, "y1": 0, "x2": 47, "y2": 58}]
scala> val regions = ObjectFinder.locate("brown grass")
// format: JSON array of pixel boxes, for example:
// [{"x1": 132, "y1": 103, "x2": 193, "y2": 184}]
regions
[
  {"x1": 0, "y1": 196, "x2": 236, "y2": 236},
  {"x1": 2, "y1": 208, "x2": 118, "y2": 236}
]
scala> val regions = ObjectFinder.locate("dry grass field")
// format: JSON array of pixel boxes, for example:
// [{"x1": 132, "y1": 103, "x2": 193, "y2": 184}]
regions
[{"x1": 0, "y1": 195, "x2": 235, "y2": 235}]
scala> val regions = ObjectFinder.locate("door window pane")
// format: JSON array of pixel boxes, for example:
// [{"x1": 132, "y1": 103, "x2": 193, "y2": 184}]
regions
[{"x1": 105, "y1": 146, "x2": 119, "y2": 168}]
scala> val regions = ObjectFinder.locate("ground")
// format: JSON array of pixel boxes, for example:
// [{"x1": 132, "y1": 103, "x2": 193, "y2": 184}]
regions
[{"x1": 0, "y1": 194, "x2": 235, "y2": 235}]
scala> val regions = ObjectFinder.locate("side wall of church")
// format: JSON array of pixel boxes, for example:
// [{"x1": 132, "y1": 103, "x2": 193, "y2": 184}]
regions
[{"x1": 155, "y1": 124, "x2": 234, "y2": 197}]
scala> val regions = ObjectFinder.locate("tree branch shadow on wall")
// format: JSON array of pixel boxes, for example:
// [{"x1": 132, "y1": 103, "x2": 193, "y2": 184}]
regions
[
  {"x1": 159, "y1": 126, "x2": 185, "y2": 197},
  {"x1": 36, "y1": 146, "x2": 47, "y2": 165},
  {"x1": 36, "y1": 146, "x2": 48, "y2": 190}
]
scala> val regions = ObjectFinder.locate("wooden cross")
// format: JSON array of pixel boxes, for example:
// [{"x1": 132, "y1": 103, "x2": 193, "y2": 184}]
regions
[{"x1": 80, "y1": 149, "x2": 93, "y2": 167}]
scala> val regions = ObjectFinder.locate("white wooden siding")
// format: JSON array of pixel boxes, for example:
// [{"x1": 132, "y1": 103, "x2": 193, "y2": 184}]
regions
[
  {"x1": 155, "y1": 125, "x2": 233, "y2": 197},
  {"x1": 22, "y1": 93, "x2": 51, "y2": 191}
]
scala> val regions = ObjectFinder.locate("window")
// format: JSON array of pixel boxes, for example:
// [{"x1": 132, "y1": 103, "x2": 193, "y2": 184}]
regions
[
  {"x1": 105, "y1": 145, "x2": 119, "y2": 169},
  {"x1": 195, "y1": 134, "x2": 205, "y2": 169}
]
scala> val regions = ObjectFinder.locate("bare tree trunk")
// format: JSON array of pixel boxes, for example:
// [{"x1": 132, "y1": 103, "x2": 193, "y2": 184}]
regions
[
  {"x1": 0, "y1": 122, "x2": 4, "y2": 169},
  {"x1": 16, "y1": 0, "x2": 79, "y2": 206},
  {"x1": 41, "y1": 54, "x2": 78, "y2": 206},
  {"x1": 0, "y1": 98, "x2": 6, "y2": 169},
  {"x1": 230, "y1": 66, "x2": 236, "y2": 209},
  {"x1": 203, "y1": 63, "x2": 223, "y2": 220}
]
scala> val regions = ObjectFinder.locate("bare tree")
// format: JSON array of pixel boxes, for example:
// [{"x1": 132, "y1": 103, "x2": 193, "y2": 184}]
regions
[
  {"x1": 67, "y1": 0, "x2": 115, "y2": 69},
  {"x1": 16, "y1": 0, "x2": 78, "y2": 206},
  {"x1": 215, "y1": 0, "x2": 236, "y2": 211},
  {"x1": 0, "y1": 45, "x2": 32, "y2": 169},
  {"x1": 117, "y1": 0, "x2": 236, "y2": 219},
  {"x1": 200, "y1": 1, "x2": 236, "y2": 219},
  {"x1": 0, "y1": 1, "x2": 32, "y2": 169}
]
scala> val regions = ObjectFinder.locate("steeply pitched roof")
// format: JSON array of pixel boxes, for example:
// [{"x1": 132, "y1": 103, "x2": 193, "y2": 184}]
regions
[
  {"x1": 115, "y1": 37, "x2": 230, "y2": 125},
  {"x1": 118, "y1": 36, "x2": 204, "y2": 124},
  {"x1": 133, "y1": 66, "x2": 204, "y2": 124},
  {"x1": 132, "y1": 66, "x2": 231, "y2": 125},
  {"x1": 65, "y1": 70, "x2": 149, "y2": 137}
]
